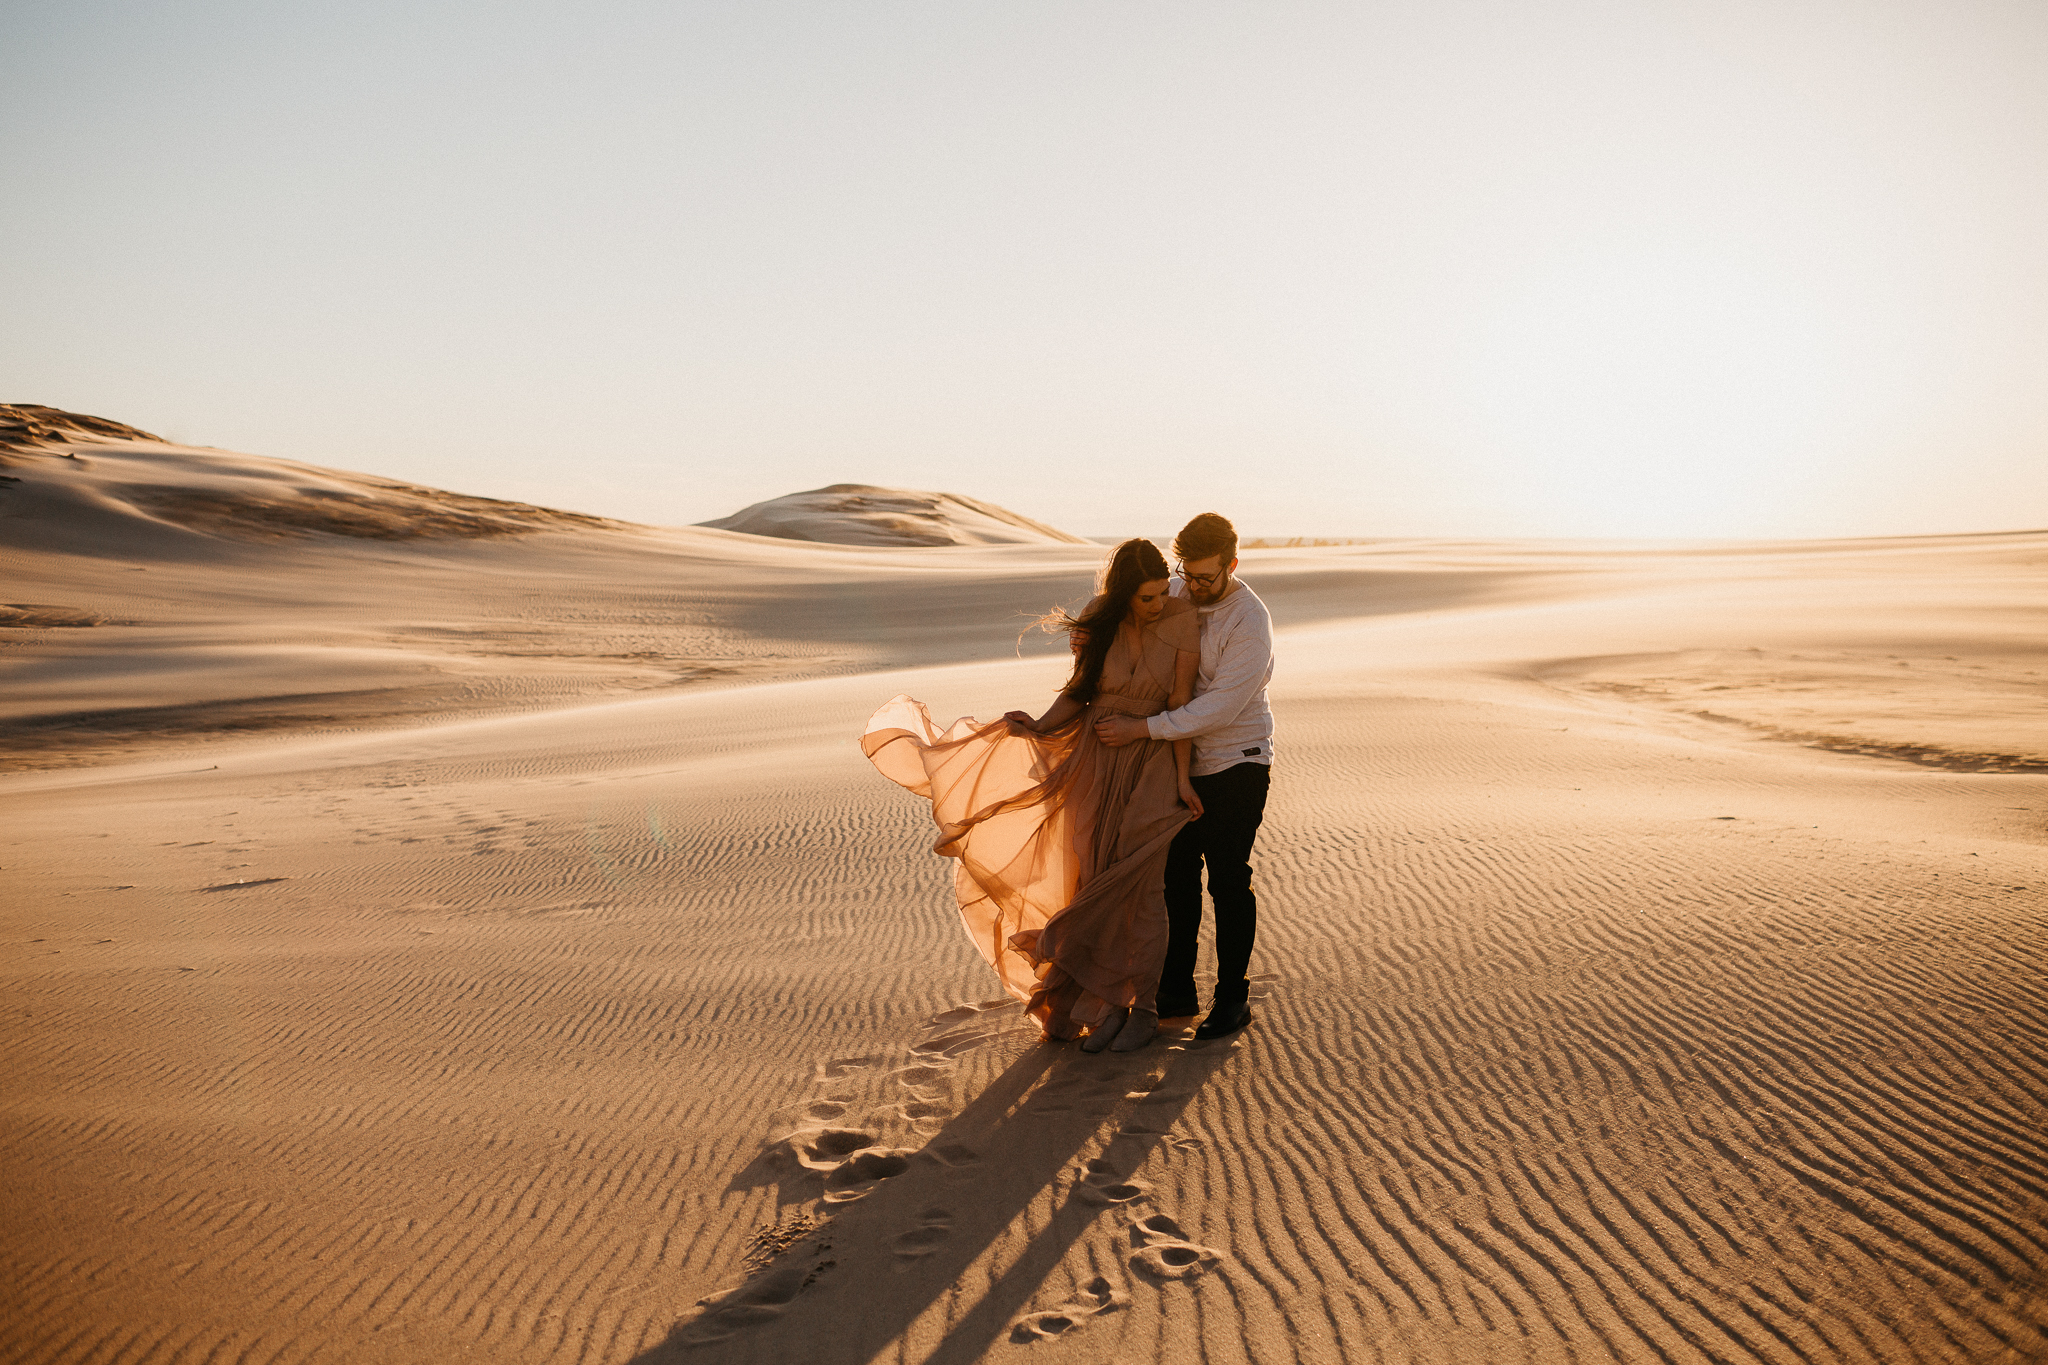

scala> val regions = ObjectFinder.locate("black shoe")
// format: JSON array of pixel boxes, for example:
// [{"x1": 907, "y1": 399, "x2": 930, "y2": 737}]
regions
[
  {"x1": 1193, "y1": 1000, "x2": 1252, "y2": 1040},
  {"x1": 1155, "y1": 994, "x2": 1200, "y2": 1019}
]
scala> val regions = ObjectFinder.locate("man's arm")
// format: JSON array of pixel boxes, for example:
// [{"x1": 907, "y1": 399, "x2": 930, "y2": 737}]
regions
[
  {"x1": 1145, "y1": 609, "x2": 1271, "y2": 742},
  {"x1": 1092, "y1": 606, "x2": 1273, "y2": 749}
]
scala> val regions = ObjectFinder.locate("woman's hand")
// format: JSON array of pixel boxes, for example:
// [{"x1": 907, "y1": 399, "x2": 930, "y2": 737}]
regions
[
  {"x1": 1002, "y1": 710, "x2": 1037, "y2": 733},
  {"x1": 1178, "y1": 781, "x2": 1204, "y2": 820}
]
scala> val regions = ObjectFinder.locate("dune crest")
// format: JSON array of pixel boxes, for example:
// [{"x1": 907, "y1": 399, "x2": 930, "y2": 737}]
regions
[
  {"x1": 0, "y1": 402, "x2": 618, "y2": 546},
  {"x1": 0, "y1": 402, "x2": 167, "y2": 453},
  {"x1": 701, "y1": 483, "x2": 1091, "y2": 547}
]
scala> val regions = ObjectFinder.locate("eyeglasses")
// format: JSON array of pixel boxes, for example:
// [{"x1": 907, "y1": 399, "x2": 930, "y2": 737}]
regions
[{"x1": 1178, "y1": 564, "x2": 1227, "y2": 589}]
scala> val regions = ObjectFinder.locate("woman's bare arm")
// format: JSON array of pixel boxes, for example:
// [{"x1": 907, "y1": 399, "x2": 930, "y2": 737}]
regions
[
  {"x1": 1171, "y1": 650, "x2": 1202, "y2": 818},
  {"x1": 1036, "y1": 693, "x2": 1086, "y2": 731},
  {"x1": 1007, "y1": 692, "x2": 1086, "y2": 734}
]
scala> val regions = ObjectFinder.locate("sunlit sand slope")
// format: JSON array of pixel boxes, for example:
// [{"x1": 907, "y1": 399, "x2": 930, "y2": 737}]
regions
[
  {"x1": 4, "y1": 523, "x2": 2046, "y2": 1364},
  {"x1": 700, "y1": 484, "x2": 1093, "y2": 547}
]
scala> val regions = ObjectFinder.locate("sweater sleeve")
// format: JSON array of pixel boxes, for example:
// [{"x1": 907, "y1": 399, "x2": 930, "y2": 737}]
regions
[{"x1": 1145, "y1": 602, "x2": 1272, "y2": 742}]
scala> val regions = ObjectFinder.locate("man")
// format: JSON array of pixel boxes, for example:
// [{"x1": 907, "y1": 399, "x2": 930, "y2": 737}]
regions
[{"x1": 1093, "y1": 512, "x2": 1273, "y2": 1041}]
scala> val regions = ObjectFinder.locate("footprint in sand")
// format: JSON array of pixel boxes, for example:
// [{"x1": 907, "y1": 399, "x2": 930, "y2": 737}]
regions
[
  {"x1": 895, "y1": 1098, "x2": 949, "y2": 1124},
  {"x1": 819, "y1": 1055, "x2": 883, "y2": 1079},
  {"x1": 909, "y1": 1029, "x2": 994, "y2": 1060},
  {"x1": 771, "y1": 1125, "x2": 917, "y2": 1202},
  {"x1": 1128, "y1": 1213, "x2": 1222, "y2": 1281},
  {"x1": 906, "y1": 1001, "x2": 1023, "y2": 1067},
  {"x1": 891, "y1": 1206, "x2": 953, "y2": 1258},
  {"x1": 1009, "y1": 1276, "x2": 1131, "y2": 1343},
  {"x1": 822, "y1": 1147, "x2": 915, "y2": 1203},
  {"x1": 792, "y1": 1128, "x2": 878, "y2": 1170},
  {"x1": 927, "y1": 999, "x2": 1012, "y2": 1028},
  {"x1": 891, "y1": 1063, "x2": 952, "y2": 1091},
  {"x1": 1075, "y1": 1157, "x2": 1151, "y2": 1206},
  {"x1": 800, "y1": 1099, "x2": 848, "y2": 1121}
]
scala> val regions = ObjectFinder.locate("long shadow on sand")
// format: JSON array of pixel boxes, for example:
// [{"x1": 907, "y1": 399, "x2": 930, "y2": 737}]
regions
[{"x1": 634, "y1": 1019, "x2": 1241, "y2": 1363}]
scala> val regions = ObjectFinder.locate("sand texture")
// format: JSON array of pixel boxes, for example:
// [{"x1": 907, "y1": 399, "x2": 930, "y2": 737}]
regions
[{"x1": 3, "y1": 423, "x2": 2046, "y2": 1363}]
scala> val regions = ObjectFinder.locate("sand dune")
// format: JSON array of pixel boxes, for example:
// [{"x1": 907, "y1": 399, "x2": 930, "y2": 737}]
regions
[
  {"x1": 2, "y1": 416, "x2": 2045, "y2": 1363},
  {"x1": 0, "y1": 411, "x2": 1108, "y2": 768},
  {"x1": 0, "y1": 411, "x2": 1564, "y2": 770},
  {"x1": 0, "y1": 405, "x2": 619, "y2": 550},
  {"x1": 700, "y1": 485, "x2": 1092, "y2": 548}
]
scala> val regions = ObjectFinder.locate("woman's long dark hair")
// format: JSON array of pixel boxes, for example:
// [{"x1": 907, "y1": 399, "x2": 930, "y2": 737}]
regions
[{"x1": 1046, "y1": 537, "x2": 1171, "y2": 703}]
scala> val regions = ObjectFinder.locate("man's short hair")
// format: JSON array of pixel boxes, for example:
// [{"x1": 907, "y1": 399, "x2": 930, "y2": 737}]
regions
[{"x1": 1173, "y1": 512, "x2": 1237, "y2": 566}]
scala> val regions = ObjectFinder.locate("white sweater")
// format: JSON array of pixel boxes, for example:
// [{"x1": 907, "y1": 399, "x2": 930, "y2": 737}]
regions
[{"x1": 1145, "y1": 577, "x2": 1275, "y2": 776}]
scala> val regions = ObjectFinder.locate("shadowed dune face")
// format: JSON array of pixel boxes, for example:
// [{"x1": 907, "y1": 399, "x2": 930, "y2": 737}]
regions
[
  {"x1": 124, "y1": 481, "x2": 618, "y2": 541},
  {"x1": 1, "y1": 439, "x2": 617, "y2": 549}
]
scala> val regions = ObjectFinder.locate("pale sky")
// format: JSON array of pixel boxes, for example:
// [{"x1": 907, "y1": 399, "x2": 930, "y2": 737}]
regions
[{"x1": 5, "y1": 0, "x2": 2045, "y2": 539}]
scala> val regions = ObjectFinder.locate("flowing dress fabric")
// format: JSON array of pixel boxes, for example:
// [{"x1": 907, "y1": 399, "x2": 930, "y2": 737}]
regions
[{"x1": 862, "y1": 596, "x2": 1200, "y2": 1039}]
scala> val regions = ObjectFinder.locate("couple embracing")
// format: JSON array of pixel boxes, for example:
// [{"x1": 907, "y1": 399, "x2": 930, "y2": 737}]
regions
[{"x1": 862, "y1": 512, "x2": 1274, "y2": 1054}]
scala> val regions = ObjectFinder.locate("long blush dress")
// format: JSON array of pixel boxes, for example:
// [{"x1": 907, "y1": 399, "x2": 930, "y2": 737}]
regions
[{"x1": 862, "y1": 595, "x2": 1200, "y2": 1040}]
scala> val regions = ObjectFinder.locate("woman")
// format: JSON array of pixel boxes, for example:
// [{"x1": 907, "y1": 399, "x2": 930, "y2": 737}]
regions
[{"x1": 862, "y1": 539, "x2": 1203, "y2": 1052}]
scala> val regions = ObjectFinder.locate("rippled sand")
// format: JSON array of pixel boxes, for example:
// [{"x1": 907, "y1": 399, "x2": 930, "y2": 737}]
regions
[{"x1": 3, "y1": 437, "x2": 2044, "y2": 1363}]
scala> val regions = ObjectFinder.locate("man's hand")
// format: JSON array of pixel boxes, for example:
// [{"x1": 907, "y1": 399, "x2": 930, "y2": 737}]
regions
[{"x1": 1093, "y1": 713, "x2": 1149, "y2": 747}]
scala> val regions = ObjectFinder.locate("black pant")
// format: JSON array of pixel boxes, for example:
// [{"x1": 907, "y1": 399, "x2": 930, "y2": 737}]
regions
[{"x1": 1159, "y1": 761, "x2": 1270, "y2": 1010}]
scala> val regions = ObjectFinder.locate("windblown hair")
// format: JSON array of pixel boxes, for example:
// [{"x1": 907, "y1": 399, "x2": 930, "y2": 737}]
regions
[
  {"x1": 1045, "y1": 538, "x2": 1171, "y2": 704},
  {"x1": 1173, "y1": 511, "x2": 1237, "y2": 567}
]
